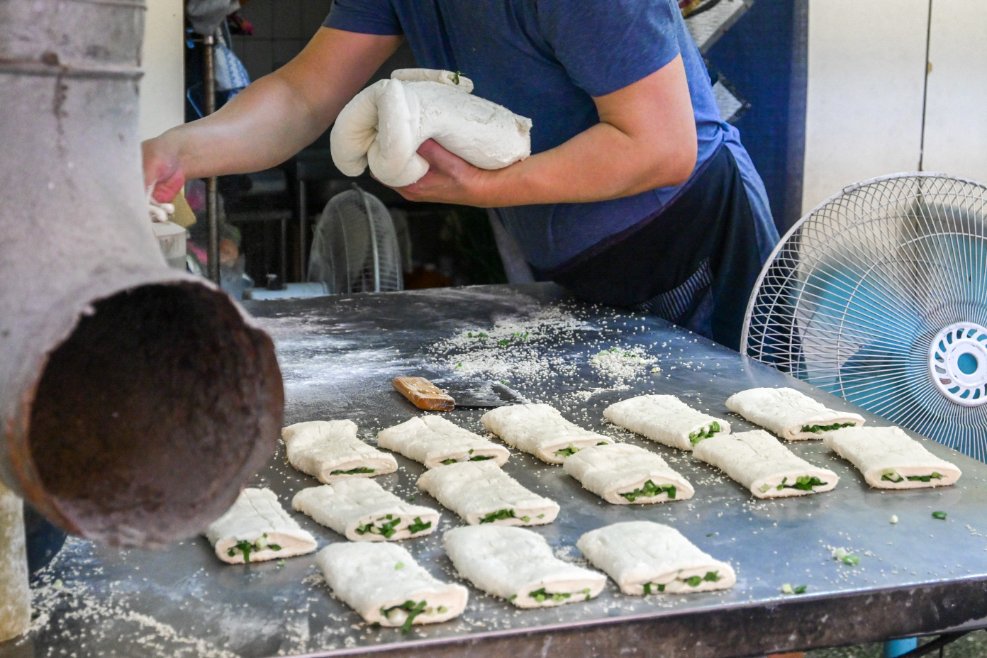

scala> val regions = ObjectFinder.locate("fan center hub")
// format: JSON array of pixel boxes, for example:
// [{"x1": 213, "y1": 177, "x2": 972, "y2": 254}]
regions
[{"x1": 929, "y1": 322, "x2": 987, "y2": 407}]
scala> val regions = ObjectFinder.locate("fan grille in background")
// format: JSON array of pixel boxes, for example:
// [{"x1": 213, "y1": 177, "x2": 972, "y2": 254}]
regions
[
  {"x1": 743, "y1": 173, "x2": 987, "y2": 461},
  {"x1": 308, "y1": 186, "x2": 403, "y2": 295}
]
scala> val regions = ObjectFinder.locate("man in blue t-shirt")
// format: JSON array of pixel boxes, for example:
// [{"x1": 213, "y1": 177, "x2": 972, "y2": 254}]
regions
[{"x1": 144, "y1": 1, "x2": 779, "y2": 350}]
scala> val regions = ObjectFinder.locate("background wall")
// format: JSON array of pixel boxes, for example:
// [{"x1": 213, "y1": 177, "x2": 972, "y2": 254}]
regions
[
  {"x1": 922, "y1": 0, "x2": 987, "y2": 183},
  {"x1": 138, "y1": 0, "x2": 185, "y2": 142},
  {"x1": 802, "y1": 0, "x2": 987, "y2": 214},
  {"x1": 232, "y1": 0, "x2": 333, "y2": 81}
]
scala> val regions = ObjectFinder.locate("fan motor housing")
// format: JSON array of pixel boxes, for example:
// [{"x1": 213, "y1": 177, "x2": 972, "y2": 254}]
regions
[{"x1": 929, "y1": 322, "x2": 987, "y2": 407}]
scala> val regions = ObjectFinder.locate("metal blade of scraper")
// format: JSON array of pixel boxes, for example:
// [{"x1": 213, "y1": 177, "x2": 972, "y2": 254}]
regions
[{"x1": 437, "y1": 381, "x2": 528, "y2": 408}]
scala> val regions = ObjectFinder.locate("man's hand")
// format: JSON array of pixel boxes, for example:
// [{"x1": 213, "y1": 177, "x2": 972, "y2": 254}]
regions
[
  {"x1": 393, "y1": 139, "x2": 488, "y2": 206},
  {"x1": 142, "y1": 134, "x2": 186, "y2": 203}
]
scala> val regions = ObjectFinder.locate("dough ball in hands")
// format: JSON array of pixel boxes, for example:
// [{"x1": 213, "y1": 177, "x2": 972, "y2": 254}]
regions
[{"x1": 330, "y1": 69, "x2": 531, "y2": 187}]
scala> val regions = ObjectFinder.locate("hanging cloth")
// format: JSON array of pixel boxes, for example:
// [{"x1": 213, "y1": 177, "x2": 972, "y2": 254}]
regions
[{"x1": 186, "y1": 0, "x2": 240, "y2": 37}]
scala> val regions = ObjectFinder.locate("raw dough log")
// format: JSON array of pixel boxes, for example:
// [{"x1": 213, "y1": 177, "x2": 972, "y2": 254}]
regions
[
  {"x1": 444, "y1": 525, "x2": 606, "y2": 608},
  {"x1": 417, "y1": 461, "x2": 559, "y2": 526},
  {"x1": 282, "y1": 419, "x2": 397, "y2": 483},
  {"x1": 317, "y1": 542, "x2": 467, "y2": 628},
  {"x1": 330, "y1": 68, "x2": 531, "y2": 187},
  {"x1": 481, "y1": 403, "x2": 613, "y2": 464},
  {"x1": 824, "y1": 426, "x2": 961, "y2": 489},
  {"x1": 562, "y1": 443, "x2": 695, "y2": 504},
  {"x1": 377, "y1": 415, "x2": 509, "y2": 468},
  {"x1": 577, "y1": 521, "x2": 736, "y2": 595},
  {"x1": 205, "y1": 488, "x2": 317, "y2": 564},
  {"x1": 725, "y1": 387, "x2": 864, "y2": 441},
  {"x1": 604, "y1": 394, "x2": 731, "y2": 451},
  {"x1": 693, "y1": 430, "x2": 839, "y2": 498},
  {"x1": 292, "y1": 479, "x2": 440, "y2": 541}
]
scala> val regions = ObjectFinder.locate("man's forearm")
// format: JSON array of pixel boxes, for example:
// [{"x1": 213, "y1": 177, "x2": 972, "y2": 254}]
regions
[
  {"x1": 144, "y1": 28, "x2": 402, "y2": 197},
  {"x1": 163, "y1": 73, "x2": 330, "y2": 180},
  {"x1": 476, "y1": 121, "x2": 697, "y2": 208}
]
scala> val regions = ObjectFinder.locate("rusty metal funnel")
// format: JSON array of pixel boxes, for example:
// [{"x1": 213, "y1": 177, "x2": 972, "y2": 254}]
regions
[{"x1": 0, "y1": 0, "x2": 284, "y2": 547}]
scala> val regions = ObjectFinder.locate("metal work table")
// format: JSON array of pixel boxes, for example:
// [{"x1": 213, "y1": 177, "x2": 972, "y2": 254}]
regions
[{"x1": 4, "y1": 283, "x2": 987, "y2": 657}]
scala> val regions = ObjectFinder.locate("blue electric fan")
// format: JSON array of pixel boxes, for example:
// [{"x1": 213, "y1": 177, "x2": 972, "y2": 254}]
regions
[{"x1": 743, "y1": 173, "x2": 987, "y2": 461}]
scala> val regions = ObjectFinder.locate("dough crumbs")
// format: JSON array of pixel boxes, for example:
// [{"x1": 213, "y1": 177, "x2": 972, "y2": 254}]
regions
[
  {"x1": 427, "y1": 307, "x2": 594, "y2": 381},
  {"x1": 589, "y1": 346, "x2": 659, "y2": 381}
]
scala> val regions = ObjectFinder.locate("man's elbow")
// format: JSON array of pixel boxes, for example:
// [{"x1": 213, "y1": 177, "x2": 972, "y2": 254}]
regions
[{"x1": 661, "y1": 141, "x2": 697, "y2": 188}]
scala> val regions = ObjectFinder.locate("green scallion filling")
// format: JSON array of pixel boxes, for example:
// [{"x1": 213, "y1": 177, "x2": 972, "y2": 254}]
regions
[
  {"x1": 800, "y1": 422, "x2": 855, "y2": 433},
  {"x1": 480, "y1": 508, "x2": 517, "y2": 524},
  {"x1": 777, "y1": 475, "x2": 827, "y2": 491},
  {"x1": 330, "y1": 467, "x2": 375, "y2": 475},
  {"x1": 882, "y1": 471, "x2": 943, "y2": 483},
  {"x1": 688, "y1": 421, "x2": 722, "y2": 445},
  {"x1": 683, "y1": 571, "x2": 722, "y2": 587},
  {"x1": 381, "y1": 599, "x2": 428, "y2": 633},
  {"x1": 529, "y1": 586, "x2": 592, "y2": 603},
  {"x1": 442, "y1": 455, "x2": 494, "y2": 465},
  {"x1": 555, "y1": 446, "x2": 579, "y2": 458},
  {"x1": 620, "y1": 480, "x2": 677, "y2": 502},
  {"x1": 406, "y1": 517, "x2": 432, "y2": 534},
  {"x1": 356, "y1": 514, "x2": 402, "y2": 539},
  {"x1": 226, "y1": 533, "x2": 282, "y2": 563}
]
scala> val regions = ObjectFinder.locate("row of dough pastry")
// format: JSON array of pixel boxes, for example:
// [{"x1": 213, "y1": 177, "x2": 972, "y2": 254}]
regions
[
  {"x1": 283, "y1": 389, "x2": 960, "y2": 509},
  {"x1": 202, "y1": 407, "x2": 736, "y2": 629},
  {"x1": 284, "y1": 413, "x2": 695, "y2": 510},
  {"x1": 320, "y1": 520, "x2": 736, "y2": 629},
  {"x1": 213, "y1": 493, "x2": 735, "y2": 629},
  {"x1": 209, "y1": 388, "x2": 961, "y2": 566},
  {"x1": 608, "y1": 388, "x2": 960, "y2": 496}
]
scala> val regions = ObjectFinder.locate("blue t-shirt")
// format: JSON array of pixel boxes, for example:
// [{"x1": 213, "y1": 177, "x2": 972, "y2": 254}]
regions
[{"x1": 326, "y1": 0, "x2": 776, "y2": 271}]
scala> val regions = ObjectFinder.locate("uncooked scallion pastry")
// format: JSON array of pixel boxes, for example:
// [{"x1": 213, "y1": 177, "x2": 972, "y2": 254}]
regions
[
  {"x1": 417, "y1": 461, "x2": 559, "y2": 526},
  {"x1": 577, "y1": 521, "x2": 736, "y2": 595},
  {"x1": 377, "y1": 415, "x2": 510, "y2": 468},
  {"x1": 282, "y1": 419, "x2": 397, "y2": 483},
  {"x1": 292, "y1": 479, "x2": 440, "y2": 541},
  {"x1": 562, "y1": 443, "x2": 695, "y2": 504},
  {"x1": 693, "y1": 430, "x2": 839, "y2": 498},
  {"x1": 603, "y1": 394, "x2": 731, "y2": 450},
  {"x1": 725, "y1": 387, "x2": 864, "y2": 440},
  {"x1": 443, "y1": 525, "x2": 606, "y2": 608},
  {"x1": 316, "y1": 542, "x2": 468, "y2": 631},
  {"x1": 823, "y1": 425, "x2": 961, "y2": 489},
  {"x1": 481, "y1": 403, "x2": 613, "y2": 464},
  {"x1": 205, "y1": 488, "x2": 317, "y2": 564}
]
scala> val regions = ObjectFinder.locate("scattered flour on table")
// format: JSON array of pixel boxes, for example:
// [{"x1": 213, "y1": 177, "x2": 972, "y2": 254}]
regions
[
  {"x1": 589, "y1": 346, "x2": 659, "y2": 381},
  {"x1": 24, "y1": 541, "x2": 240, "y2": 658},
  {"x1": 426, "y1": 307, "x2": 595, "y2": 382}
]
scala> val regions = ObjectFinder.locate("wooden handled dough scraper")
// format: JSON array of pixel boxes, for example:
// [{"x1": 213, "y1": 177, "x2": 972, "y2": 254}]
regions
[{"x1": 392, "y1": 376, "x2": 526, "y2": 411}]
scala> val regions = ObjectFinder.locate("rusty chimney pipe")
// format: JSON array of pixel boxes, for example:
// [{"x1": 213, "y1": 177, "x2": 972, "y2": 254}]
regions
[{"x1": 0, "y1": 0, "x2": 283, "y2": 548}]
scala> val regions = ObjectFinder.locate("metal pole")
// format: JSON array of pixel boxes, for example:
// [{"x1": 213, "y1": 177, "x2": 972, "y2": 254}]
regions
[{"x1": 203, "y1": 33, "x2": 221, "y2": 285}]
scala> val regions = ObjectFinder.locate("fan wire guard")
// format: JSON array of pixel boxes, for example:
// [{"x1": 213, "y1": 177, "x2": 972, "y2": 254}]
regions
[
  {"x1": 743, "y1": 173, "x2": 987, "y2": 461},
  {"x1": 308, "y1": 186, "x2": 403, "y2": 295}
]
